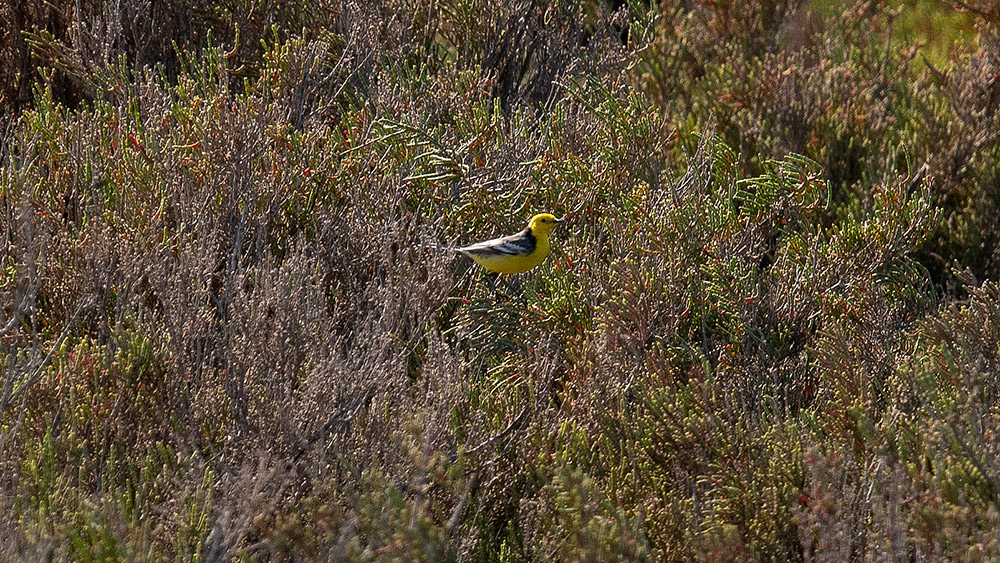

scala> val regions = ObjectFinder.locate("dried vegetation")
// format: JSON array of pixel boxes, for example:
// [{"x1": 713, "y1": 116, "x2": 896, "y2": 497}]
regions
[{"x1": 2, "y1": 0, "x2": 1000, "y2": 560}]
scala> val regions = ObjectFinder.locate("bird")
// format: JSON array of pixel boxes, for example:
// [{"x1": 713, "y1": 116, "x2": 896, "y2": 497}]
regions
[{"x1": 451, "y1": 213, "x2": 564, "y2": 275}]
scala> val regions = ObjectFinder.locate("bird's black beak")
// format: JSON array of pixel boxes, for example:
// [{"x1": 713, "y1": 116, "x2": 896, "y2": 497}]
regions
[{"x1": 555, "y1": 217, "x2": 565, "y2": 223}]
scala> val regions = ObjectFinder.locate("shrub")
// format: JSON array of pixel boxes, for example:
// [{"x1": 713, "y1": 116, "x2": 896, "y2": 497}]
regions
[{"x1": 4, "y1": 0, "x2": 1000, "y2": 560}]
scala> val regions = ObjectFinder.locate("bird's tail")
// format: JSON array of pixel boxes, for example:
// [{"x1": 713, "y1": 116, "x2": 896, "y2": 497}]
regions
[{"x1": 418, "y1": 241, "x2": 457, "y2": 252}]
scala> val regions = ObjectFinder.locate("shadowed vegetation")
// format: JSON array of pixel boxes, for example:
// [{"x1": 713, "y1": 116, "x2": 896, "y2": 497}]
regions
[{"x1": 2, "y1": 0, "x2": 1000, "y2": 560}]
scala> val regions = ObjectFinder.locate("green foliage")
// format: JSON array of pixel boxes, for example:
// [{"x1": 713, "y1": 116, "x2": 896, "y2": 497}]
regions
[{"x1": 2, "y1": 0, "x2": 1000, "y2": 560}]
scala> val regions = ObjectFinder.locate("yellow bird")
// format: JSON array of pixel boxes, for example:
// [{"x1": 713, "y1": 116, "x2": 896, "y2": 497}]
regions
[{"x1": 454, "y1": 213, "x2": 564, "y2": 274}]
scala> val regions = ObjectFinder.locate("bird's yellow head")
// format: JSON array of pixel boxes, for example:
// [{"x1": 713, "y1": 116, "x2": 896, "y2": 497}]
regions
[{"x1": 527, "y1": 213, "x2": 563, "y2": 235}]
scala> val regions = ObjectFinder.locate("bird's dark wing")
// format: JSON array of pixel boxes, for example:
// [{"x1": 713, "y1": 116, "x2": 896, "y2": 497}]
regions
[{"x1": 457, "y1": 229, "x2": 536, "y2": 257}]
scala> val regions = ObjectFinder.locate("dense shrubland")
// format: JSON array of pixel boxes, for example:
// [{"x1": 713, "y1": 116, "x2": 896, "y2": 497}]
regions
[{"x1": 3, "y1": 0, "x2": 1000, "y2": 560}]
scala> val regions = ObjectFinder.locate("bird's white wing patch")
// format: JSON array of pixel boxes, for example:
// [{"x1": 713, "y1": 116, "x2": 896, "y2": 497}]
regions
[{"x1": 458, "y1": 234, "x2": 533, "y2": 256}]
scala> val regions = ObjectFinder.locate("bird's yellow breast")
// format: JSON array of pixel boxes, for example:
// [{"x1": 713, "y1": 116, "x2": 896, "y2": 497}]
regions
[{"x1": 469, "y1": 237, "x2": 550, "y2": 274}]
